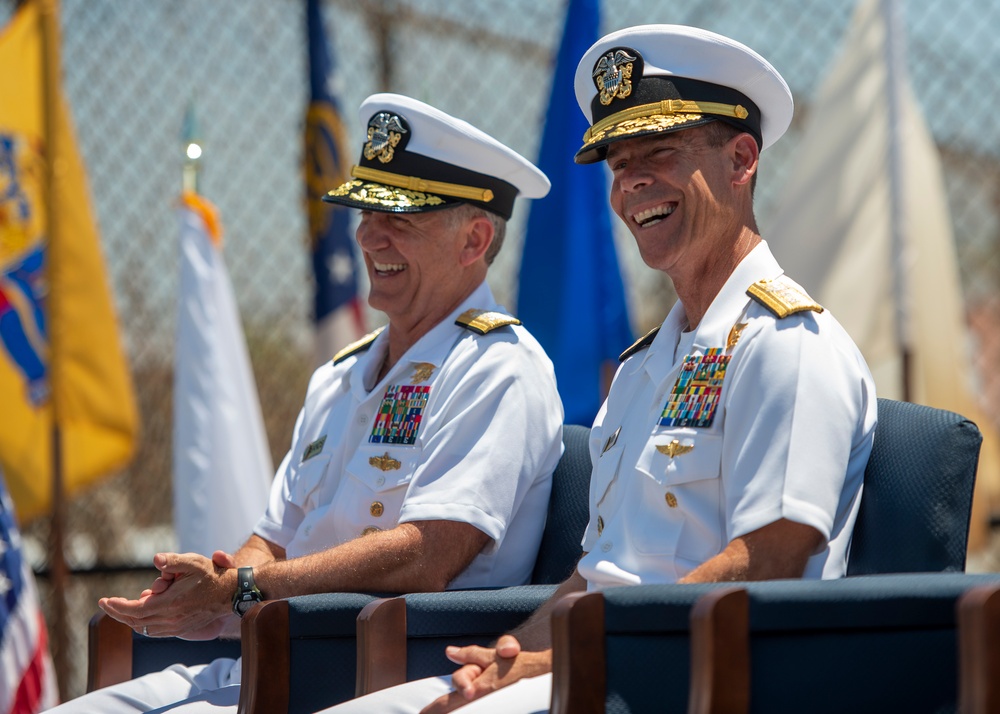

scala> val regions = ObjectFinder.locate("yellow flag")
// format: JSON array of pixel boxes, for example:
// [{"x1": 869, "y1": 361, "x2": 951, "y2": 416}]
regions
[{"x1": 0, "y1": 2, "x2": 138, "y2": 522}]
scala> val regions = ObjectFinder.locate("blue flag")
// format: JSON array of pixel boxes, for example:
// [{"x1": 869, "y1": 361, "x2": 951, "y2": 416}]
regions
[
  {"x1": 517, "y1": 0, "x2": 632, "y2": 426},
  {"x1": 305, "y1": 0, "x2": 364, "y2": 358}
]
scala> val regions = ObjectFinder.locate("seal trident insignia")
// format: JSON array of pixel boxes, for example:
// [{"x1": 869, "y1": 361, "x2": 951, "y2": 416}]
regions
[
  {"x1": 593, "y1": 49, "x2": 637, "y2": 105},
  {"x1": 364, "y1": 112, "x2": 408, "y2": 163}
]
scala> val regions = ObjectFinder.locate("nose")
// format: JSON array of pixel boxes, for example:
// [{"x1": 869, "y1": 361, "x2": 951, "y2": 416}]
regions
[
  {"x1": 356, "y1": 212, "x2": 390, "y2": 251},
  {"x1": 616, "y1": 162, "x2": 652, "y2": 194}
]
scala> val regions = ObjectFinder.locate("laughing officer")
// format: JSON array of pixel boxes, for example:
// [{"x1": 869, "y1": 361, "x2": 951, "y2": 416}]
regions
[
  {"x1": 324, "y1": 24, "x2": 877, "y2": 714},
  {"x1": 52, "y1": 93, "x2": 563, "y2": 714}
]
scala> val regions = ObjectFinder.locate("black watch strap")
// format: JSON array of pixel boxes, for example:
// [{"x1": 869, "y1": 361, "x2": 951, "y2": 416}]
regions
[{"x1": 232, "y1": 566, "x2": 264, "y2": 618}]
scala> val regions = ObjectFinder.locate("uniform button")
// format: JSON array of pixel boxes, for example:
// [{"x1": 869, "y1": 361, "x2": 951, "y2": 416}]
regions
[
  {"x1": 375, "y1": 476, "x2": 385, "y2": 487},
  {"x1": 370, "y1": 501, "x2": 384, "y2": 517},
  {"x1": 358, "y1": 413, "x2": 369, "y2": 425},
  {"x1": 665, "y1": 492, "x2": 678, "y2": 508},
  {"x1": 601, "y1": 541, "x2": 613, "y2": 553},
  {"x1": 361, "y1": 526, "x2": 381, "y2": 536}
]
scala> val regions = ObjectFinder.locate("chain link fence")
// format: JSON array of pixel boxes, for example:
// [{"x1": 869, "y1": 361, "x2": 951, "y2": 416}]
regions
[{"x1": 2, "y1": 0, "x2": 999, "y2": 699}]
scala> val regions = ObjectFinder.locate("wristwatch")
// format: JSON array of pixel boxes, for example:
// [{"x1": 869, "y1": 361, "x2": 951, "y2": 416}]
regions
[{"x1": 231, "y1": 566, "x2": 264, "y2": 618}]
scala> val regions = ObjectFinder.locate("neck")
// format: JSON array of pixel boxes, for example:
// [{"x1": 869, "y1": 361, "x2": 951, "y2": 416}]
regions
[
  {"x1": 383, "y1": 277, "x2": 485, "y2": 374},
  {"x1": 673, "y1": 227, "x2": 760, "y2": 331}
]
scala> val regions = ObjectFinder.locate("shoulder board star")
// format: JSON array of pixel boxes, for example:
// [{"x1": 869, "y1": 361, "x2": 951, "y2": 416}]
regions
[
  {"x1": 619, "y1": 326, "x2": 660, "y2": 362},
  {"x1": 746, "y1": 276, "x2": 823, "y2": 319},
  {"x1": 332, "y1": 327, "x2": 385, "y2": 365},
  {"x1": 455, "y1": 309, "x2": 521, "y2": 335}
]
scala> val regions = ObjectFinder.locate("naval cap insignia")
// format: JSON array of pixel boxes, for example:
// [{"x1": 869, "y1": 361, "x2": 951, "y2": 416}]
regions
[
  {"x1": 369, "y1": 452, "x2": 402, "y2": 471},
  {"x1": 364, "y1": 111, "x2": 408, "y2": 164},
  {"x1": 593, "y1": 48, "x2": 638, "y2": 106},
  {"x1": 656, "y1": 440, "x2": 694, "y2": 459}
]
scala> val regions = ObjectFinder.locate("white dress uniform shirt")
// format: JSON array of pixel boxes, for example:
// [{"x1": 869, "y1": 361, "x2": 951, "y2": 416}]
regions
[
  {"x1": 255, "y1": 280, "x2": 564, "y2": 589},
  {"x1": 579, "y1": 241, "x2": 877, "y2": 588}
]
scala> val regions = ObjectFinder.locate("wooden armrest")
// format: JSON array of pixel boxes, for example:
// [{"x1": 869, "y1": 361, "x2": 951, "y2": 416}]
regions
[
  {"x1": 355, "y1": 597, "x2": 407, "y2": 696},
  {"x1": 87, "y1": 612, "x2": 134, "y2": 692},
  {"x1": 687, "y1": 587, "x2": 749, "y2": 714},
  {"x1": 959, "y1": 583, "x2": 1000, "y2": 714},
  {"x1": 550, "y1": 590, "x2": 606, "y2": 714},
  {"x1": 238, "y1": 600, "x2": 290, "y2": 714}
]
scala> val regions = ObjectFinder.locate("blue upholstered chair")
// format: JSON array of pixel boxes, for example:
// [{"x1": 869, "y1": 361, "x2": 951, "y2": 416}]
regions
[
  {"x1": 545, "y1": 398, "x2": 984, "y2": 714},
  {"x1": 683, "y1": 573, "x2": 1000, "y2": 714}
]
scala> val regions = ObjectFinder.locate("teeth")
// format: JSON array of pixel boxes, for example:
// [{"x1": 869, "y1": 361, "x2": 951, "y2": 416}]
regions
[
  {"x1": 373, "y1": 261, "x2": 406, "y2": 272},
  {"x1": 633, "y1": 205, "x2": 675, "y2": 226}
]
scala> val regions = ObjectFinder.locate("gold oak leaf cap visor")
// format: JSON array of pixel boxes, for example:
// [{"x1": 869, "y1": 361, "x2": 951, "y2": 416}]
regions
[
  {"x1": 573, "y1": 25, "x2": 793, "y2": 164},
  {"x1": 324, "y1": 93, "x2": 550, "y2": 220}
]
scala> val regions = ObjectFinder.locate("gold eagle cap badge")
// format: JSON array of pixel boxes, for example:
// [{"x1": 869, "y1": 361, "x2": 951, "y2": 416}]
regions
[
  {"x1": 656, "y1": 440, "x2": 694, "y2": 459},
  {"x1": 593, "y1": 48, "x2": 638, "y2": 105},
  {"x1": 369, "y1": 452, "x2": 402, "y2": 472},
  {"x1": 363, "y1": 111, "x2": 408, "y2": 164}
]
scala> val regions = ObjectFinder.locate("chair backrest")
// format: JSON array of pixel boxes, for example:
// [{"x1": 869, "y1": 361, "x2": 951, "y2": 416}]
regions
[
  {"x1": 688, "y1": 573, "x2": 1000, "y2": 714},
  {"x1": 531, "y1": 423, "x2": 593, "y2": 584},
  {"x1": 847, "y1": 398, "x2": 981, "y2": 575}
]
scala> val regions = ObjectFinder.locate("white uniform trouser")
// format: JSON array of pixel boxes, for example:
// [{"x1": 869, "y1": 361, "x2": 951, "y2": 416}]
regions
[
  {"x1": 318, "y1": 673, "x2": 551, "y2": 714},
  {"x1": 45, "y1": 657, "x2": 241, "y2": 714}
]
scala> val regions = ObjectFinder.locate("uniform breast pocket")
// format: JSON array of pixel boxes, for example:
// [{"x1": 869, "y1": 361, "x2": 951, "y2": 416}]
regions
[
  {"x1": 631, "y1": 430, "x2": 723, "y2": 560},
  {"x1": 339, "y1": 446, "x2": 420, "y2": 538},
  {"x1": 288, "y1": 453, "x2": 334, "y2": 512}
]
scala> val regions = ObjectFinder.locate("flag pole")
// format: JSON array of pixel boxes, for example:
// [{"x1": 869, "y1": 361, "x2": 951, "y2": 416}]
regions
[
  {"x1": 181, "y1": 102, "x2": 203, "y2": 195},
  {"x1": 39, "y1": 0, "x2": 70, "y2": 698},
  {"x1": 882, "y1": 0, "x2": 912, "y2": 402}
]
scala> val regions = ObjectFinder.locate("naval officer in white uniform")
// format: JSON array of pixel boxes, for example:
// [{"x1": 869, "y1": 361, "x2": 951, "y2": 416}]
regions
[
  {"x1": 323, "y1": 24, "x2": 876, "y2": 714},
  {"x1": 53, "y1": 93, "x2": 563, "y2": 713}
]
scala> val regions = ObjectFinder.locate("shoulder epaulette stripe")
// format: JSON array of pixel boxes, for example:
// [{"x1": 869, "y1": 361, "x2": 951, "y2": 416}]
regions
[
  {"x1": 619, "y1": 326, "x2": 660, "y2": 362},
  {"x1": 746, "y1": 277, "x2": 823, "y2": 319},
  {"x1": 455, "y1": 309, "x2": 521, "y2": 335},
  {"x1": 332, "y1": 327, "x2": 385, "y2": 365}
]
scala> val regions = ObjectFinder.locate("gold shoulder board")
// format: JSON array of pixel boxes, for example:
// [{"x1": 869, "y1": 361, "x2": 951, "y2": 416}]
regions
[
  {"x1": 332, "y1": 327, "x2": 385, "y2": 365},
  {"x1": 746, "y1": 277, "x2": 824, "y2": 319},
  {"x1": 455, "y1": 309, "x2": 521, "y2": 335},
  {"x1": 619, "y1": 326, "x2": 660, "y2": 362}
]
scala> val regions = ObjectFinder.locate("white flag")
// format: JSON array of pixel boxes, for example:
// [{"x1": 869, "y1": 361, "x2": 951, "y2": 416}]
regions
[
  {"x1": 767, "y1": 0, "x2": 999, "y2": 551},
  {"x1": 173, "y1": 193, "x2": 273, "y2": 556}
]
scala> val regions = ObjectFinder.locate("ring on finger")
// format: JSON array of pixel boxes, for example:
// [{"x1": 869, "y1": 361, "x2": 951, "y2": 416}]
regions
[{"x1": 142, "y1": 625, "x2": 148, "y2": 637}]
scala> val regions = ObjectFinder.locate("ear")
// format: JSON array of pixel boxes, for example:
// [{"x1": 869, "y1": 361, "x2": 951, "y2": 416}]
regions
[
  {"x1": 458, "y1": 215, "x2": 494, "y2": 267},
  {"x1": 730, "y1": 133, "x2": 759, "y2": 188}
]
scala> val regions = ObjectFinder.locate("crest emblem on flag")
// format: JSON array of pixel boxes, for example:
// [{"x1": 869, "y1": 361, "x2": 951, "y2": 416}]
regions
[
  {"x1": 0, "y1": 133, "x2": 49, "y2": 406},
  {"x1": 592, "y1": 48, "x2": 638, "y2": 105},
  {"x1": 363, "y1": 112, "x2": 408, "y2": 164}
]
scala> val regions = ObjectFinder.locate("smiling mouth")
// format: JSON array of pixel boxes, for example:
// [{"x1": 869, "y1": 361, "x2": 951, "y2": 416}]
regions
[
  {"x1": 373, "y1": 260, "x2": 406, "y2": 275},
  {"x1": 632, "y1": 205, "x2": 676, "y2": 228}
]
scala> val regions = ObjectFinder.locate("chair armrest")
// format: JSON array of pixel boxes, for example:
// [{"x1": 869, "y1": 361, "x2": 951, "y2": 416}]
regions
[
  {"x1": 959, "y1": 583, "x2": 1000, "y2": 714},
  {"x1": 87, "y1": 612, "x2": 133, "y2": 692},
  {"x1": 238, "y1": 599, "x2": 290, "y2": 714},
  {"x1": 687, "y1": 587, "x2": 749, "y2": 714},
  {"x1": 550, "y1": 591, "x2": 605, "y2": 714},
  {"x1": 355, "y1": 598, "x2": 406, "y2": 696}
]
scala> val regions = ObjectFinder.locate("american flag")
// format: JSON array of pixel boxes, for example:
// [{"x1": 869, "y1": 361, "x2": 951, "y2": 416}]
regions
[{"x1": 0, "y1": 470, "x2": 58, "y2": 713}]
